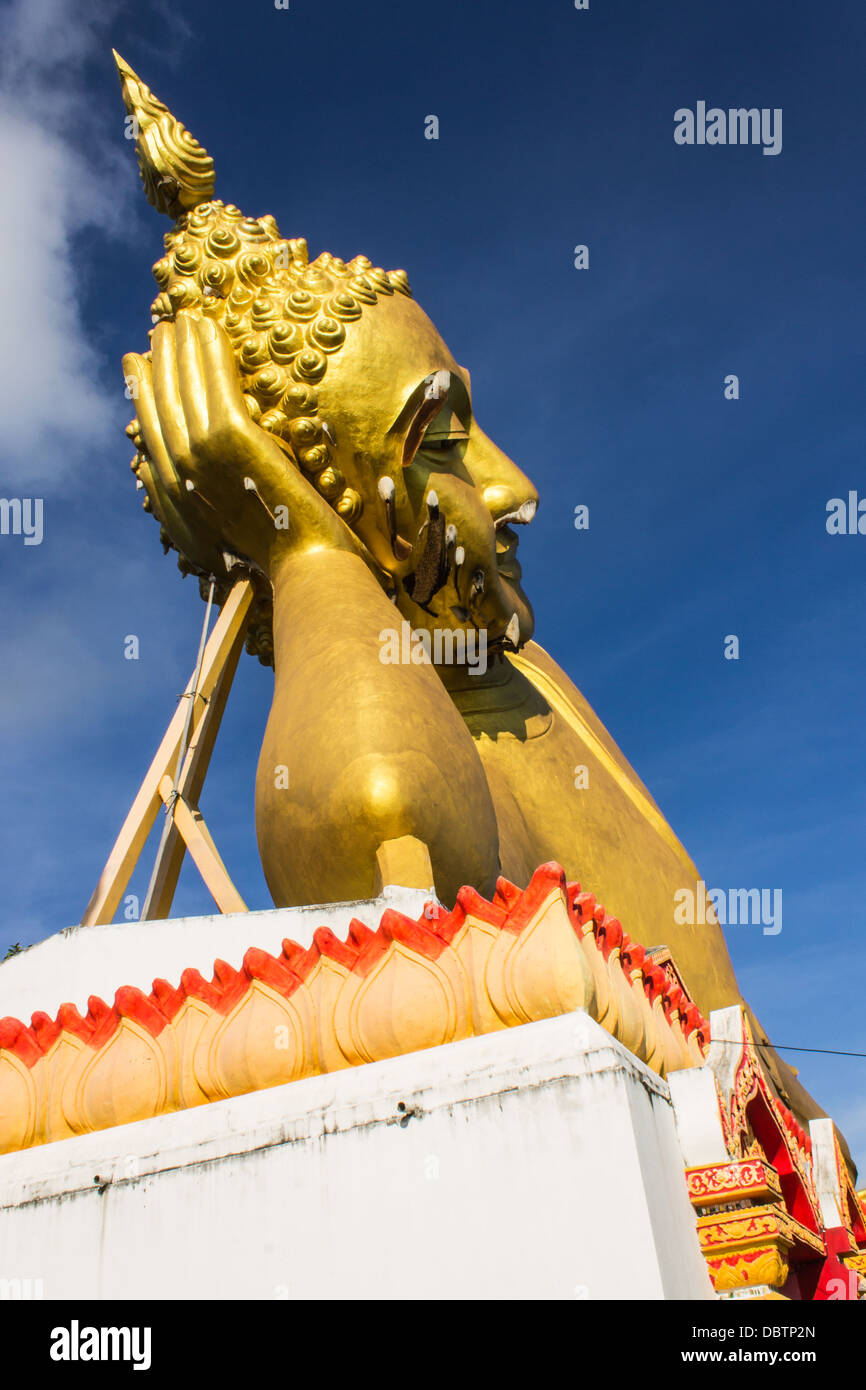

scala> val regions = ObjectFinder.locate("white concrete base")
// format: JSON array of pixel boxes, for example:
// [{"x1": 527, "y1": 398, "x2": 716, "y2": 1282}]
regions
[{"x1": 0, "y1": 1012, "x2": 713, "y2": 1301}]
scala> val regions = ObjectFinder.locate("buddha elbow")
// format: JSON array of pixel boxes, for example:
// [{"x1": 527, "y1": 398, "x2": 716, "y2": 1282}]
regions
[{"x1": 337, "y1": 753, "x2": 438, "y2": 846}]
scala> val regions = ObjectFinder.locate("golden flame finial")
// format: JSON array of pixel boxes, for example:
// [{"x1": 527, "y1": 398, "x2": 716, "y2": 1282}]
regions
[{"x1": 113, "y1": 50, "x2": 215, "y2": 218}]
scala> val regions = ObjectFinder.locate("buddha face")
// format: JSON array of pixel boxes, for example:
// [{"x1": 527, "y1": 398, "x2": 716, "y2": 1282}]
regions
[{"x1": 314, "y1": 292, "x2": 538, "y2": 654}]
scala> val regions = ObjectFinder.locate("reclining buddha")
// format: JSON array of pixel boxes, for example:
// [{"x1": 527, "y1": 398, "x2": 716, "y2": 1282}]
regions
[{"x1": 115, "y1": 53, "x2": 832, "y2": 1138}]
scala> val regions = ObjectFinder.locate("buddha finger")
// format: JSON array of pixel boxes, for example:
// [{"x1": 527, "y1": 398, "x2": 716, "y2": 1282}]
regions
[
  {"x1": 174, "y1": 312, "x2": 210, "y2": 451},
  {"x1": 150, "y1": 321, "x2": 193, "y2": 471},
  {"x1": 191, "y1": 313, "x2": 251, "y2": 435},
  {"x1": 124, "y1": 353, "x2": 185, "y2": 505},
  {"x1": 127, "y1": 354, "x2": 223, "y2": 561},
  {"x1": 133, "y1": 452, "x2": 163, "y2": 521},
  {"x1": 135, "y1": 450, "x2": 218, "y2": 569}
]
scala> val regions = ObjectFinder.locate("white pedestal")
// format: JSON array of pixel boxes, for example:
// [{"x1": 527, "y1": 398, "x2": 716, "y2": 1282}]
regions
[{"x1": 0, "y1": 1011, "x2": 713, "y2": 1300}]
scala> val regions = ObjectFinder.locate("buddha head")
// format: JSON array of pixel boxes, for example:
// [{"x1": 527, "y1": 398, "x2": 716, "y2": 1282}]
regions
[{"x1": 118, "y1": 53, "x2": 537, "y2": 665}]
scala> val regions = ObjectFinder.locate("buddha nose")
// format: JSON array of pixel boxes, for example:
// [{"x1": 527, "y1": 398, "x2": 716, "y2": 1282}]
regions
[
  {"x1": 483, "y1": 484, "x2": 538, "y2": 529},
  {"x1": 469, "y1": 429, "x2": 539, "y2": 528}
]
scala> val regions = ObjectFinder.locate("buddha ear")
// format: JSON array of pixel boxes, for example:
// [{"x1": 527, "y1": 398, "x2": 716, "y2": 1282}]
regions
[{"x1": 113, "y1": 50, "x2": 215, "y2": 219}]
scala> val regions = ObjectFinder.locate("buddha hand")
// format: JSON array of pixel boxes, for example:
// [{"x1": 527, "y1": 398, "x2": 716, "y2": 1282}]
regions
[{"x1": 122, "y1": 310, "x2": 359, "y2": 579}]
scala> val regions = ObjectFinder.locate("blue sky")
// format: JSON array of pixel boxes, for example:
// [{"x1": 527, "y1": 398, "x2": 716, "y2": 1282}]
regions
[{"x1": 0, "y1": 0, "x2": 864, "y2": 1166}]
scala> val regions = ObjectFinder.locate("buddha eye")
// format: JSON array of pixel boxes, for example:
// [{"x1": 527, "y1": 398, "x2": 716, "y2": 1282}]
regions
[
  {"x1": 420, "y1": 427, "x2": 468, "y2": 456},
  {"x1": 422, "y1": 435, "x2": 459, "y2": 451}
]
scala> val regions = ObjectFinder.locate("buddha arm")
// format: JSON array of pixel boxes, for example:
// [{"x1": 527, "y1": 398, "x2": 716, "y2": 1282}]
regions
[{"x1": 255, "y1": 549, "x2": 501, "y2": 907}]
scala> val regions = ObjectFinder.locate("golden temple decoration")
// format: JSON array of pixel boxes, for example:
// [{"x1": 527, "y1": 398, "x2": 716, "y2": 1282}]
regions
[
  {"x1": 686, "y1": 1158, "x2": 783, "y2": 1210},
  {"x1": 681, "y1": 1014, "x2": 866, "y2": 1299},
  {"x1": 696, "y1": 1204, "x2": 823, "y2": 1295},
  {"x1": 0, "y1": 864, "x2": 709, "y2": 1156},
  {"x1": 710, "y1": 1009, "x2": 822, "y2": 1226}
]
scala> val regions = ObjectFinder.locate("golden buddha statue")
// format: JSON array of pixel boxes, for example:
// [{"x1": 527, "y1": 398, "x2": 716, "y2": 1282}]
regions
[{"x1": 115, "y1": 53, "x2": 831, "y2": 1138}]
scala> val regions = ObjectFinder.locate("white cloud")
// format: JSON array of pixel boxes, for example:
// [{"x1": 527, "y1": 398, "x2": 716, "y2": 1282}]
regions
[
  {"x1": 1, "y1": 0, "x2": 107, "y2": 71},
  {"x1": 0, "y1": 0, "x2": 133, "y2": 487}
]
